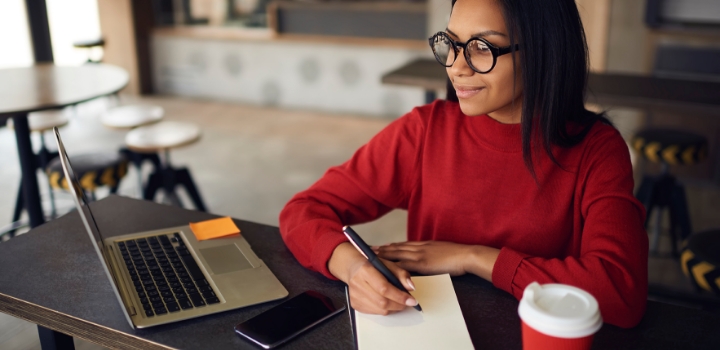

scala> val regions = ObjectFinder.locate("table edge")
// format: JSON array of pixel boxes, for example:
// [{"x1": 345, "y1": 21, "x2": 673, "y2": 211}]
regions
[
  {"x1": 0, "y1": 64, "x2": 129, "y2": 117},
  {"x1": 0, "y1": 292, "x2": 173, "y2": 350}
]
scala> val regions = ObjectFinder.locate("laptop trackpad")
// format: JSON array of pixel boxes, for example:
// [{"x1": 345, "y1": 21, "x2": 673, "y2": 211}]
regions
[{"x1": 199, "y1": 245, "x2": 253, "y2": 275}]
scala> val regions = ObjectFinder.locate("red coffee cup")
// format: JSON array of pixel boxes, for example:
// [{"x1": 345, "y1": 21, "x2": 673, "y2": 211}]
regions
[{"x1": 518, "y1": 282, "x2": 602, "y2": 350}]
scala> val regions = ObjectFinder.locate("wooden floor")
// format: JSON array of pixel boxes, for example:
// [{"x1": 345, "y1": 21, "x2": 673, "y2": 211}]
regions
[{"x1": 0, "y1": 95, "x2": 716, "y2": 349}]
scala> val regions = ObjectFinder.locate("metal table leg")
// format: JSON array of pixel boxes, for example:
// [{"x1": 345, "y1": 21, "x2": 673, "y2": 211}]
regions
[
  {"x1": 11, "y1": 113, "x2": 44, "y2": 228},
  {"x1": 38, "y1": 325, "x2": 74, "y2": 350},
  {"x1": 12, "y1": 114, "x2": 71, "y2": 348}
]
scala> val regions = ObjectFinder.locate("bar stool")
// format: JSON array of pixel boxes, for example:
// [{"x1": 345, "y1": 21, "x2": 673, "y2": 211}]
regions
[
  {"x1": 73, "y1": 37, "x2": 105, "y2": 63},
  {"x1": 681, "y1": 230, "x2": 720, "y2": 295},
  {"x1": 100, "y1": 105, "x2": 164, "y2": 196},
  {"x1": 633, "y1": 128, "x2": 708, "y2": 256},
  {"x1": 5, "y1": 110, "x2": 69, "y2": 237},
  {"x1": 125, "y1": 121, "x2": 207, "y2": 211},
  {"x1": 100, "y1": 105, "x2": 163, "y2": 129}
]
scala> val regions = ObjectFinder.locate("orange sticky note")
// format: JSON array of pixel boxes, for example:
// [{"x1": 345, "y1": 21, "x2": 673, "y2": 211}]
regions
[{"x1": 189, "y1": 217, "x2": 241, "y2": 241}]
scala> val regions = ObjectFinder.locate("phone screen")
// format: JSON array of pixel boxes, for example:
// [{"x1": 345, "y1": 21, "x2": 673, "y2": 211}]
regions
[{"x1": 234, "y1": 291, "x2": 346, "y2": 349}]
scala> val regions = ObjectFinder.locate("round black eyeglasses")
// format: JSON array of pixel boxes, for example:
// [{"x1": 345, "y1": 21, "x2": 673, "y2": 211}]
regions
[{"x1": 428, "y1": 32, "x2": 519, "y2": 74}]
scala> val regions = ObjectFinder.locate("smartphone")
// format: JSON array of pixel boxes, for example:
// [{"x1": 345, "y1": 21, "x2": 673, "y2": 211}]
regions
[{"x1": 234, "y1": 290, "x2": 346, "y2": 349}]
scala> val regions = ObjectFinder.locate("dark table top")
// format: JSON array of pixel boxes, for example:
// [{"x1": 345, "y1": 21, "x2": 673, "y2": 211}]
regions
[
  {"x1": 381, "y1": 58, "x2": 720, "y2": 117},
  {"x1": 0, "y1": 63, "x2": 128, "y2": 117},
  {"x1": 0, "y1": 195, "x2": 718, "y2": 349}
]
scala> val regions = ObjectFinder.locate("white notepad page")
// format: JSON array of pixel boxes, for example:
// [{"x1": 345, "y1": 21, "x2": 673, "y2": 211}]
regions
[{"x1": 355, "y1": 274, "x2": 474, "y2": 350}]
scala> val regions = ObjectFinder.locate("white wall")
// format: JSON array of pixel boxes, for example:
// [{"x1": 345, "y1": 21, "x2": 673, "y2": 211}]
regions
[
  {"x1": 0, "y1": 0, "x2": 102, "y2": 68},
  {"x1": 46, "y1": 0, "x2": 103, "y2": 65},
  {"x1": 0, "y1": 0, "x2": 33, "y2": 68},
  {"x1": 152, "y1": 36, "x2": 430, "y2": 117}
]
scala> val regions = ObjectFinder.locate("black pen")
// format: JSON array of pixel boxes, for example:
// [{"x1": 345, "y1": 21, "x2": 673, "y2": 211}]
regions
[{"x1": 342, "y1": 225, "x2": 422, "y2": 312}]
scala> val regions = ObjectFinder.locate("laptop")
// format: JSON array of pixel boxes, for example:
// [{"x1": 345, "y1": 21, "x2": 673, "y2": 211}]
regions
[{"x1": 52, "y1": 127, "x2": 288, "y2": 328}]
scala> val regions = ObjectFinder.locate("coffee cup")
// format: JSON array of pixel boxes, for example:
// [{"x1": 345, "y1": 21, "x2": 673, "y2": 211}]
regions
[{"x1": 518, "y1": 282, "x2": 602, "y2": 350}]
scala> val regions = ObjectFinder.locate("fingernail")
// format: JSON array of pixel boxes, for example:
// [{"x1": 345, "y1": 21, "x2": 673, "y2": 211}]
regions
[
  {"x1": 407, "y1": 278, "x2": 416, "y2": 291},
  {"x1": 405, "y1": 298, "x2": 418, "y2": 307},
  {"x1": 371, "y1": 246, "x2": 379, "y2": 250}
]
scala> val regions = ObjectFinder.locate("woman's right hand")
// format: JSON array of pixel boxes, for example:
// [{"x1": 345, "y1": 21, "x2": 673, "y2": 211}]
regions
[{"x1": 328, "y1": 242, "x2": 418, "y2": 315}]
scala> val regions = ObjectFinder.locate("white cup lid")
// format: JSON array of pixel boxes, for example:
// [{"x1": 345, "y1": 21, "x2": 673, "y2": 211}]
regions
[{"x1": 518, "y1": 282, "x2": 602, "y2": 338}]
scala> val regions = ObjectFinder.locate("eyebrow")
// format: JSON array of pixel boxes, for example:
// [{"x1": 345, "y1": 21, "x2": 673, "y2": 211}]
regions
[{"x1": 445, "y1": 28, "x2": 507, "y2": 38}]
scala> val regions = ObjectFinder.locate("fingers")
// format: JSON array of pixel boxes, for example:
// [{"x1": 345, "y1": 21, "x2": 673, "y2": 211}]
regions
[
  {"x1": 374, "y1": 244, "x2": 423, "y2": 261},
  {"x1": 371, "y1": 241, "x2": 431, "y2": 256},
  {"x1": 372, "y1": 241, "x2": 430, "y2": 249},
  {"x1": 374, "y1": 246, "x2": 427, "y2": 274},
  {"x1": 349, "y1": 279, "x2": 406, "y2": 315},
  {"x1": 376, "y1": 248, "x2": 422, "y2": 264},
  {"x1": 363, "y1": 263, "x2": 417, "y2": 306},
  {"x1": 348, "y1": 261, "x2": 417, "y2": 315},
  {"x1": 393, "y1": 259, "x2": 423, "y2": 274},
  {"x1": 382, "y1": 258, "x2": 416, "y2": 291}
]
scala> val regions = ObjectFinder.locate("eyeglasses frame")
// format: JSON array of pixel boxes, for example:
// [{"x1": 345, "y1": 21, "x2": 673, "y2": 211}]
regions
[{"x1": 428, "y1": 32, "x2": 520, "y2": 74}]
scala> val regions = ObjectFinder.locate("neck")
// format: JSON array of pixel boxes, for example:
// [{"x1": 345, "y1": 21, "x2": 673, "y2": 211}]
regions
[{"x1": 487, "y1": 97, "x2": 523, "y2": 124}]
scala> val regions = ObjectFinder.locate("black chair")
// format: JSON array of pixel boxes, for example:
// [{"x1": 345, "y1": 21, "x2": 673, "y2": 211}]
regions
[
  {"x1": 45, "y1": 151, "x2": 128, "y2": 200},
  {"x1": 633, "y1": 129, "x2": 708, "y2": 256}
]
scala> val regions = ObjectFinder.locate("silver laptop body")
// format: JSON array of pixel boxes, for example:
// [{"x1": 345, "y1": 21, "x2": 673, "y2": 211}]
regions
[{"x1": 53, "y1": 127, "x2": 288, "y2": 329}]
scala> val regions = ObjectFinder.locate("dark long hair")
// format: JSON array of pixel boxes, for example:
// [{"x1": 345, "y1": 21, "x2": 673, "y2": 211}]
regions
[{"x1": 447, "y1": 0, "x2": 610, "y2": 177}]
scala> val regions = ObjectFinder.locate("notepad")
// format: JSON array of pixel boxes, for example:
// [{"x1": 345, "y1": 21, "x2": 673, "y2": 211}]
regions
[
  {"x1": 189, "y1": 217, "x2": 241, "y2": 241},
  {"x1": 354, "y1": 274, "x2": 474, "y2": 350}
]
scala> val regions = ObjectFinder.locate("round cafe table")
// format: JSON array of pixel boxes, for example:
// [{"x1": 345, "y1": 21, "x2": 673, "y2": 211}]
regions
[{"x1": 0, "y1": 63, "x2": 129, "y2": 229}]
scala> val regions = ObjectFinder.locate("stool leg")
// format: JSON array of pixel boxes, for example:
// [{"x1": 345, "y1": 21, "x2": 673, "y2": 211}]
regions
[
  {"x1": 635, "y1": 175, "x2": 656, "y2": 227},
  {"x1": 650, "y1": 205, "x2": 663, "y2": 254},
  {"x1": 134, "y1": 164, "x2": 144, "y2": 198},
  {"x1": 46, "y1": 180, "x2": 56, "y2": 219},
  {"x1": 143, "y1": 171, "x2": 163, "y2": 202},
  {"x1": 157, "y1": 150, "x2": 183, "y2": 207},
  {"x1": 667, "y1": 206, "x2": 680, "y2": 258},
  {"x1": 175, "y1": 167, "x2": 207, "y2": 212},
  {"x1": 9, "y1": 181, "x2": 25, "y2": 238},
  {"x1": 669, "y1": 184, "x2": 693, "y2": 241},
  {"x1": 639, "y1": 177, "x2": 660, "y2": 253},
  {"x1": 38, "y1": 133, "x2": 57, "y2": 219},
  {"x1": 161, "y1": 166, "x2": 183, "y2": 207},
  {"x1": 120, "y1": 148, "x2": 162, "y2": 199},
  {"x1": 671, "y1": 184, "x2": 692, "y2": 240}
]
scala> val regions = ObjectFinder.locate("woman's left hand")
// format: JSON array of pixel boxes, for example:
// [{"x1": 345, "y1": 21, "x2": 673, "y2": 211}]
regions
[{"x1": 373, "y1": 241, "x2": 476, "y2": 276}]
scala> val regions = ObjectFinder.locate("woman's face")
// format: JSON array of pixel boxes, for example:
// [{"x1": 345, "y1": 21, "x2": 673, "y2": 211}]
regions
[{"x1": 447, "y1": 0, "x2": 523, "y2": 123}]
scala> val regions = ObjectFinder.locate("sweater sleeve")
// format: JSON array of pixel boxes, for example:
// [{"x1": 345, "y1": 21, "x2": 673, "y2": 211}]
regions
[
  {"x1": 279, "y1": 106, "x2": 427, "y2": 279},
  {"x1": 491, "y1": 127, "x2": 649, "y2": 328}
]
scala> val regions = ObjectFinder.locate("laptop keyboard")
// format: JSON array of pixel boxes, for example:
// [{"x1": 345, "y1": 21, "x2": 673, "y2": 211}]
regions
[{"x1": 118, "y1": 233, "x2": 220, "y2": 317}]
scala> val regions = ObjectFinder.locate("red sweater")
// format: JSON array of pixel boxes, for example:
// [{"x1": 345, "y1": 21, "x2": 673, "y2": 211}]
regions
[{"x1": 279, "y1": 100, "x2": 648, "y2": 328}]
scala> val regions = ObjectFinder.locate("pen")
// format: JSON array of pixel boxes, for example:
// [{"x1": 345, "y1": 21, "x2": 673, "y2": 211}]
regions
[{"x1": 342, "y1": 225, "x2": 422, "y2": 312}]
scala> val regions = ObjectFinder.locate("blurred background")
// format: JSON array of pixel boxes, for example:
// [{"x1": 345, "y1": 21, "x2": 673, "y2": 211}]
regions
[{"x1": 0, "y1": 0, "x2": 719, "y2": 348}]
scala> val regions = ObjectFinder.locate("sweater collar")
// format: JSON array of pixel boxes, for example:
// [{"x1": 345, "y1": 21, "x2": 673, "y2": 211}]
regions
[{"x1": 456, "y1": 105, "x2": 522, "y2": 153}]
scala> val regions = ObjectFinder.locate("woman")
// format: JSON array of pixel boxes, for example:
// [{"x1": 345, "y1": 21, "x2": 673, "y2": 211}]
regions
[{"x1": 279, "y1": 0, "x2": 648, "y2": 328}]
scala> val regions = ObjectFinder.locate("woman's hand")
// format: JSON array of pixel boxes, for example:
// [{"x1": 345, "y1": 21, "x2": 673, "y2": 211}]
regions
[
  {"x1": 374, "y1": 241, "x2": 500, "y2": 280},
  {"x1": 328, "y1": 242, "x2": 418, "y2": 315}
]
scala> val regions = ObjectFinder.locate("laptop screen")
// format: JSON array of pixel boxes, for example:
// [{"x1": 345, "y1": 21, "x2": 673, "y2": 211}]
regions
[
  {"x1": 52, "y1": 127, "x2": 135, "y2": 327},
  {"x1": 53, "y1": 128, "x2": 106, "y2": 252}
]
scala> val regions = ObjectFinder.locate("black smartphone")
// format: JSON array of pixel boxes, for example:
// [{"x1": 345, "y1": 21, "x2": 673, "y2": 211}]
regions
[{"x1": 234, "y1": 290, "x2": 346, "y2": 349}]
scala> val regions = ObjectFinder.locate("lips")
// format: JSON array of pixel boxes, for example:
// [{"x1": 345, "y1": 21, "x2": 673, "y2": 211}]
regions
[{"x1": 454, "y1": 85, "x2": 484, "y2": 99}]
